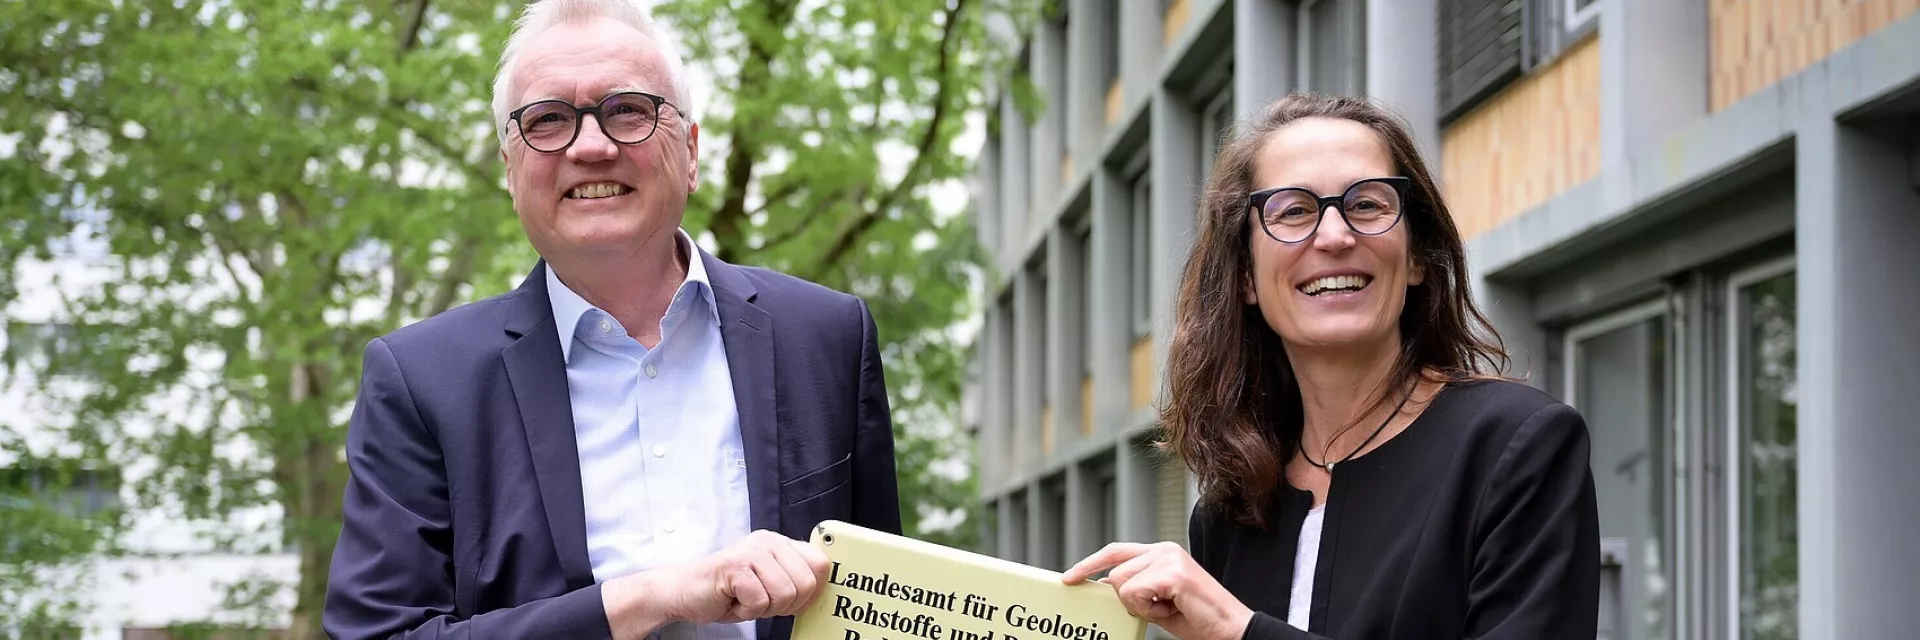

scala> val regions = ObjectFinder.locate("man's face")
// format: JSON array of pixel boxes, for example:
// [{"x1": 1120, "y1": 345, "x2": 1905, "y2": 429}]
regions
[{"x1": 500, "y1": 17, "x2": 698, "y2": 263}]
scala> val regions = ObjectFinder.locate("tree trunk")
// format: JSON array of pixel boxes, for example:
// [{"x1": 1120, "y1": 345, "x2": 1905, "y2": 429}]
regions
[
  {"x1": 278, "y1": 361, "x2": 347, "y2": 640},
  {"x1": 287, "y1": 433, "x2": 345, "y2": 640}
]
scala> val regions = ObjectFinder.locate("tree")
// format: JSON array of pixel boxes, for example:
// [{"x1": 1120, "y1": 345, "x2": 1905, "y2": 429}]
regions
[{"x1": 0, "y1": 0, "x2": 1023, "y2": 635}]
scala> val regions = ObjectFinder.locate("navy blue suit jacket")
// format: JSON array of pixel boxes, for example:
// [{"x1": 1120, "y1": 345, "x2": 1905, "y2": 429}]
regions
[{"x1": 323, "y1": 253, "x2": 903, "y2": 639}]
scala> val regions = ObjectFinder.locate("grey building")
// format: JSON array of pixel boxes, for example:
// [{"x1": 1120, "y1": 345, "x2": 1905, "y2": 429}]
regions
[{"x1": 963, "y1": 1, "x2": 1920, "y2": 638}]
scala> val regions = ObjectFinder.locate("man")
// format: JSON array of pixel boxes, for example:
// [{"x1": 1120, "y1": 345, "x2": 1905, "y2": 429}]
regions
[{"x1": 323, "y1": 1, "x2": 902, "y2": 638}]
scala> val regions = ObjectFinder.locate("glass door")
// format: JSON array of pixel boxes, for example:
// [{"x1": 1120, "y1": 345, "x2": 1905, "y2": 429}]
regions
[
  {"x1": 1565, "y1": 299, "x2": 1673, "y2": 640},
  {"x1": 1726, "y1": 259, "x2": 1798, "y2": 640}
]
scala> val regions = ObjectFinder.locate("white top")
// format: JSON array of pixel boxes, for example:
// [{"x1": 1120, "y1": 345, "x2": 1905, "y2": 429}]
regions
[
  {"x1": 1287, "y1": 503, "x2": 1326, "y2": 631},
  {"x1": 547, "y1": 229, "x2": 753, "y2": 640}
]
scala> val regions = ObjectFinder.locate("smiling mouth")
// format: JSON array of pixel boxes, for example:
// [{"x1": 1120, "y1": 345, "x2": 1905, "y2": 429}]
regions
[
  {"x1": 565, "y1": 182, "x2": 634, "y2": 199},
  {"x1": 1297, "y1": 275, "x2": 1373, "y2": 296}
]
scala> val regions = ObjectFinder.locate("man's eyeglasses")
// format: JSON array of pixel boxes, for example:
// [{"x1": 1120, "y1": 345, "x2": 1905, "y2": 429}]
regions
[
  {"x1": 1248, "y1": 177, "x2": 1412, "y2": 244},
  {"x1": 507, "y1": 91, "x2": 684, "y2": 153}
]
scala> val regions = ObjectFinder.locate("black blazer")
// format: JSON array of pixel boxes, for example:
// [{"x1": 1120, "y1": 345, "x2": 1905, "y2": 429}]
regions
[
  {"x1": 1190, "y1": 379, "x2": 1599, "y2": 639},
  {"x1": 324, "y1": 252, "x2": 903, "y2": 640}
]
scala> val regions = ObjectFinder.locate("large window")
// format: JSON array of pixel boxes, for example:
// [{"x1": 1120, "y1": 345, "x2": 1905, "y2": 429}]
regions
[
  {"x1": 1554, "y1": 252, "x2": 1798, "y2": 640},
  {"x1": 1078, "y1": 221, "x2": 1095, "y2": 378},
  {"x1": 995, "y1": 298, "x2": 1017, "y2": 468},
  {"x1": 1728, "y1": 260, "x2": 1797, "y2": 640},
  {"x1": 1036, "y1": 268, "x2": 1051, "y2": 413},
  {"x1": 1129, "y1": 174, "x2": 1154, "y2": 338},
  {"x1": 1296, "y1": 0, "x2": 1366, "y2": 95}
]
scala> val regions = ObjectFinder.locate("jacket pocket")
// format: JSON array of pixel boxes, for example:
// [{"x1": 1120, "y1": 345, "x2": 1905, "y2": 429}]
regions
[{"x1": 781, "y1": 452, "x2": 852, "y2": 506}]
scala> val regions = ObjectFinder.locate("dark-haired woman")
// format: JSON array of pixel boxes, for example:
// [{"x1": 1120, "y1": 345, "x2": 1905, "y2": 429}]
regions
[{"x1": 1060, "y1": 93, "x2": 1600, "y2": 640}]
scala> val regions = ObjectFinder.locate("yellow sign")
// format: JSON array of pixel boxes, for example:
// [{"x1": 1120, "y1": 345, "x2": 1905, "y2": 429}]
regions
[{"x1": 792, "y1": 521, "x2": 1146, "y2": 640}]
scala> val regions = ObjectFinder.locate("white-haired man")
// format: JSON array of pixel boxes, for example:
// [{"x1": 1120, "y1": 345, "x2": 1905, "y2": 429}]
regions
[{"x1": 324, "y1": 2, "x2": 902, "y2": 639}]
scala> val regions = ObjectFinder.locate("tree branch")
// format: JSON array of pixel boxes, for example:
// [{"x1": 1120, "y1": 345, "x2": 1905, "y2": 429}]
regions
[
  {"x1": 398, "y1": 0, "x2": 432, "y2": 53},
  {"x1": 810, "y1": 0, "x2": 970, "y2": 279},
  {"x1": 425, "y1": 238, "x2": 481, "y2": 316},
  {"x1": 709, "y1": 0, "x2": 802, "y2": 263}
]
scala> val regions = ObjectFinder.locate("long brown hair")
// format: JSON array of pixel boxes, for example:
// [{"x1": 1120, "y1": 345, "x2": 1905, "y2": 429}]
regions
[{"x1": 1161, "y1": 93, "x2": 1509, "y2": 528}]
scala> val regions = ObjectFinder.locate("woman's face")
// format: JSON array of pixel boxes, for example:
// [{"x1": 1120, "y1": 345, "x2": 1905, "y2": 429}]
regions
[{"x1": 1243, "y1": 117, "x2": 1422, "y2": 355}]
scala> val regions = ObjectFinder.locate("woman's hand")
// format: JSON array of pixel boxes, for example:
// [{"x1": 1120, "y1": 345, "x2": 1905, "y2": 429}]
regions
[{"x1": 1059, "y1": 542, "x2": 1255, "y2": 640}]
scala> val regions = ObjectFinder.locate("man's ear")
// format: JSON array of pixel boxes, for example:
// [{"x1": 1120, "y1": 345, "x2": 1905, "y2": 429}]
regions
[
  {"x1": 684, "y1": 121, "x2": 701, "y2": 193},
  {"x1": 500, "y1": 147, "x2": 514, "y2": 198}
]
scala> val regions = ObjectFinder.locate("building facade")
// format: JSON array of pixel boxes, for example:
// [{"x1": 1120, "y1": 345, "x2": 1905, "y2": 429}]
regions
[{"x1": 963, "y1": 1, "x2": 1920, "y2": 639}]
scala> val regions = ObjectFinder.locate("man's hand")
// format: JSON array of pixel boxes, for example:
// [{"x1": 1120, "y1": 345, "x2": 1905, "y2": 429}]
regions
[
  {"x1": 698, "y1": 529, "x2": 833, "y2": 623},
  {"x1": 1059, "y1": 542, "x2": 1254, "y2": 640},
  {"x1": 604, "y1": 530, "x2": 833, "y2": 639}
]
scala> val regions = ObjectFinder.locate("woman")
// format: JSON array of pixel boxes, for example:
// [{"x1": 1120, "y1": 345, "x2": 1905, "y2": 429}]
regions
[{"x1": 1061, "y1": 94, "x2": 1599, "y2": 639}]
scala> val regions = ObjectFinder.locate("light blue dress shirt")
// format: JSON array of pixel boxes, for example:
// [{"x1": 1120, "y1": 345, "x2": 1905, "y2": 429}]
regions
[{"x1": 546, "y1": 230, "x2": 751, "y2": 640}]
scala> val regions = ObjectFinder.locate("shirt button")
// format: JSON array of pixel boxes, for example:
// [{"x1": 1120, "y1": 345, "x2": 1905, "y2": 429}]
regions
[
  {"x1": 652, "y1": 444, "x2": 666, "y2": 458},
  {"x1": 598, "y1": 319, "x2": 611, "y2": 334},
  {"x1": 644, "y1": 363, "x2": 658, "y2": 378}
]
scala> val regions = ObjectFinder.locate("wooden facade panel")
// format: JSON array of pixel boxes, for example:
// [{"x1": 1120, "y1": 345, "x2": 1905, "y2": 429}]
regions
[{"x1": 1711, "y1": 0, "x2": 1918, "y2": 110}]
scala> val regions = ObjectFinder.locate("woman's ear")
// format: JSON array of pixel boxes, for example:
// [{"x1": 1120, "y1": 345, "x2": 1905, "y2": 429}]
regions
[{"x1": 1408, "y1": 252, "x2": 1427, "y2": 286}]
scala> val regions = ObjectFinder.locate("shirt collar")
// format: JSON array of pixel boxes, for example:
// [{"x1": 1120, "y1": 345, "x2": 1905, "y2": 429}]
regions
[{"x1": 545, "y1": 228, "x2": 716, "y2": 363}]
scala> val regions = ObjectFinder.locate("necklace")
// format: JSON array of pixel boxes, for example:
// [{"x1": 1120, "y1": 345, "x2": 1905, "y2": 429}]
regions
[{"x1": 1302, "y1": 382, "x2": 1417, "y2": 473}]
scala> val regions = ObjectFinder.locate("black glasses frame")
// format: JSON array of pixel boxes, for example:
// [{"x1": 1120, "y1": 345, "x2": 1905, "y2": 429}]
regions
[
  {"x1": 508, "y1": 91, "x2": 685, "y2": 153},
  {"x1": 1248, "y1": 176, "x2": 1413, "y2": 244}
]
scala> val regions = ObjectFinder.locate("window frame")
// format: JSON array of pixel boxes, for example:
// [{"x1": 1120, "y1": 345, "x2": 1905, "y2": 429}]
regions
[
  {"x1": 1565, "y1": 0, "x2": 1601, "y2": 33},
  {"x1": 1525, "y1": 0, "x2": 1601, "y2": 72}
]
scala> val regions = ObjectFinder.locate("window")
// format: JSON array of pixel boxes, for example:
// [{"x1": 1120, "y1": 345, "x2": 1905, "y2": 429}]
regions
[
  {"x1": 1438, "y1": 0, "x2": 1597, "y2": 121},
  {"x1": 1129, "y1": 174, "x2": 1154, "y2": 337},
  {"x1": 1046, "y1": 5, "x2": 1071, "y2": 175},
  {"x1": 1096, "y1": 471, "x2": 1118, "y2": 545},
  {"x1": 1039, "y1": 476, "x2": 1067, "y2": 570},
  {"x1": 1296, "y1": 0, "x2": 1367, "y2": 95},
  {"x1": 1567, "y1": 0, "x2": 1601, "y2": 30},
  {"x1": 1437, "y1": 0, "x2": 1523, "y2": 120},
  {"x1": 1036, "y1": 268, "x2": 1051, "y2": 409},
  {"x1": 1078, "y1": 222, "x2": 1095, "y2": 378},
  {"x1": 1101, "y1": 2, "x2": 1122, "y2": 87},
  {"x1": 1200, "y1": 90, "x2": 1234, "y2": 183},
  {"x1": 1553, "y1": 252, "x2": 1798, "y2": 640},
  {"x1": 996, "y1": 297, "x2": 1018, "y2": 467},
  {"x1": 1526, "y1": 0, "x2": 1599, "y2": 69},
  {"x1": 1005, "y1": 490, "x2": 1030, "y2": 563},
  {"x1": 1728, "y1": 260, "x2": 1797, "y2": 640}
]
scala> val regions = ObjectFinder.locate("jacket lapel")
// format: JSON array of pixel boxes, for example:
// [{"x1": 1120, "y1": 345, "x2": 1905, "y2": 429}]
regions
[
  {"x1": 704, "y1": 250, "x2": 780, "y2": 541},
  {"x1": 500, "y1": 261, "x2": 596, "y2": 590},
  {"x1": 704, "y1": 251, "x2": 781, "y2": 640}
]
